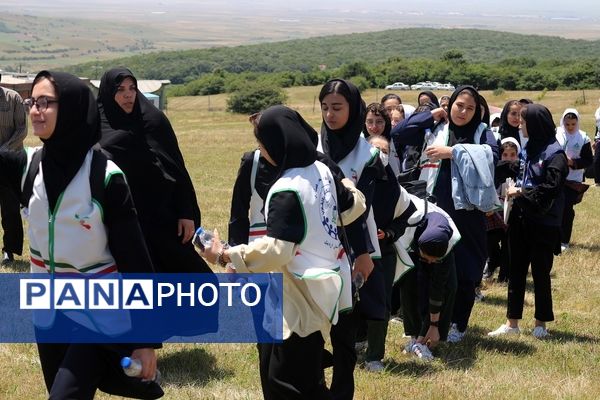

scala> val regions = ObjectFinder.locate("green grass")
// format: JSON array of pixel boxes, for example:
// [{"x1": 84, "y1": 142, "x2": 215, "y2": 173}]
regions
[{"x1": 2, "y1": 87, "x2": 600, "y2": 399}]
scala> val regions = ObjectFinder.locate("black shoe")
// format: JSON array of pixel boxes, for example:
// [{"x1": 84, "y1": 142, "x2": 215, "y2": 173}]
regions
[{"x1": 1, "y1": 252, "x2": 14, "y2": 266}]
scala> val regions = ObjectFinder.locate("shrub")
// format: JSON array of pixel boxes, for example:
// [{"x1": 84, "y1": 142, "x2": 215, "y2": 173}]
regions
[
  {"x1": 227, "y1": 83, "x2": 288, "y2": 114},
  {"x1": 493, "y1": 87, "x2": 505, "y2": 96}
]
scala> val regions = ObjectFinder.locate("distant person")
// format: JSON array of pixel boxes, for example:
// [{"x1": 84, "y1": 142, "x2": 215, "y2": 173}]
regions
[
  {"x1": 97, "y1": 67, "x2": 211, "y2": 273},
  {"x1": 499, "y1": 100, "x2": 527, "y2": 150},
  {"x1": 555, "y1": 108, "x2": 592, "y2": 251},
  {"x1": 439, "y1": 95, "x2": 450, "y2": 113},
  {"x1": 382, "y1": 93, "x2": 415, "y2": 119},
  {"x1": 417, "y1": 91, "x2": 439, "y2": 108},
  {"x1": 488, "y1": 104, "x2": 568, "y2": 339},
  {"x1": 390, "y1": 105, "x2": 405, "y2": 129},
  {"x1": 0, "y1": 73, "x2": 26, "y2": 265},
  {"x1": 363, "y1": 102, "x2": 401, "y2": 176},
  {"x1": 594, "y1": 100, "x2": 600, "y2": 186}
]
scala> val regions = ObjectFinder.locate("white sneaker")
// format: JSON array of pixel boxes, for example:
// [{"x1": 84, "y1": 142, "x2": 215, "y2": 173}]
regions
[
  {"x1": 403, "y1": 337, "x2": 417, "y2": 354},
  {"x1": 487, "y1": 324, "x2": 521, "y2": 336},
  {"x1": 411, "y1": 343, "x2": 434, "y2": 361},
  {"x1": 364, "y1": 360, "x2": 385, "y2": 372},
  {"x1": 447, "y1": 323, "x2": 465, "y2": 343},
  {"x1": 354, "y1": 340, "x2": 368, "y2": 353},
  {"x1": 474, "y1": 287, "x2": 485, "y2": 302},
  {"x1": 560, "y1": 243, "x2": 569, "y2": 252},
  {"x1": 532, "y1": 326, "x2": 549, "y2": 339},
  {"x1": 390, "y1": 316, "x2": 403, "y2": 324}
]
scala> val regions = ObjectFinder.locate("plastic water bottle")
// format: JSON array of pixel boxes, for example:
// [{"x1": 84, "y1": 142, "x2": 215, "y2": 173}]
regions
[
  {"x1": 192, "y1": 227, "x2": 229, "y2": 251},
  {"x1": 121, "y1": 357, "x2": 161, "y2": 383},
  {"x1": 352, "y1": 272, "x2": 365, "y2": 290}
]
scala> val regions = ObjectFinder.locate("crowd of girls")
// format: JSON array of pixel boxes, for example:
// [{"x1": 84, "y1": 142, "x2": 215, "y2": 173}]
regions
[{"x1": 5, "y1": 68, "x2": 593, "y2": 398}]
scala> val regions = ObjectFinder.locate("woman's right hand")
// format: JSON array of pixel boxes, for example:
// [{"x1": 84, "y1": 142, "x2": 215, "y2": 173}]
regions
[{"x1": 353, "y1": 253, "x2": 374, "y2": 281}]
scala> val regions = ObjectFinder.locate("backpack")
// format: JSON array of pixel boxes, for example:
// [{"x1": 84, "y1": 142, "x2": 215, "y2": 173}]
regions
[{"x1": 20, "y1": 148, "x2": 108, "y2": 210}]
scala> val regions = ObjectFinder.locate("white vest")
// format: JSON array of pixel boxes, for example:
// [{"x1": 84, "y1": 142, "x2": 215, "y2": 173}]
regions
[
  {"x1": 556, "y1": 129, "x2": 590, "y2": 182},
  {"x1": 393, "y1": 194, "x2": 461, "y2": 284},
  {"x1": 266, "y1": 161, "x2": 352, "y2": 323},
  {"x1": 22, "y1": 148, "x2": 130, "y2": 335},
  {"x1": 419, "y1": 122, "x2": 487, "y2": 195},
  {"x1": 318, "y1": 136, "x2": 382, "y2": 258}
]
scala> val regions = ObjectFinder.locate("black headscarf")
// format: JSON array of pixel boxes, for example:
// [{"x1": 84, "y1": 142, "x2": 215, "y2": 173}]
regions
[
  {"x1": 448, "y1": 85, "x2": 482, "y2": 144},
  {"x1": 498, "y1": 100, "x2": 521, "y2": 143},
  {"x1": 35, "y1": 71, "x2": 100, "y2": 211},
  {"x1": 255, "y1": 105, "x2": 317, "y2": 179},
  {"x1": 418, "y1": 91, "x2": 440, "y2": 108},
  {"x1": 479, "y1": 94, "x2": 491, "y2": 127},
  {"x1": 522, "y1": 104, "x2": 557, "y2": 158},
  {"x1": 97, "y1": 67, "x2": 201, "y2": 226},
  {"x1": 319, "y1": 79, "x2": 366, "y2": 163}
]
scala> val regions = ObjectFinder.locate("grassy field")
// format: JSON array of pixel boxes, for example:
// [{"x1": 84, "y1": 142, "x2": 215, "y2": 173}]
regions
[{"x1": 1, "y1": 87, "x2": 600, "y2": 399}]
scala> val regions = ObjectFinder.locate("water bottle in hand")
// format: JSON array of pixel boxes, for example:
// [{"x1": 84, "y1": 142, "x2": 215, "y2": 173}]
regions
[
  {"x1": 193, "y1": 227, "x2": 229, "y2": 252},
  {"x1": 121, "y1": 357, "x2": 161, "y2": 383}
]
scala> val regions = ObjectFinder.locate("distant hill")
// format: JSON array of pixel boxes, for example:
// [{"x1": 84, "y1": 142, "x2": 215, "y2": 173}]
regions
[{"x1": 64, "y1": 28, "x2": 600, "y2": 83}]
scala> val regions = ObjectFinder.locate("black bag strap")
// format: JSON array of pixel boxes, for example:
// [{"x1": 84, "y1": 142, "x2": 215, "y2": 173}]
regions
[
  {"x1": 20, "y1": 149, "x2": 43, "y2": 208},
  {"x1": 89, "y1": 148, "x2": 108, "y2": 210},
  {"x1": 21, "y1": 148, "x2": 108, "y2": 210}
]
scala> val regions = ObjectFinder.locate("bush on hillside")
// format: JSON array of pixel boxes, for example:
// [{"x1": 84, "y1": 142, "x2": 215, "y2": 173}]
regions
[{"x1": 227, "y1": 83, "x2": 288, "y2": 114}]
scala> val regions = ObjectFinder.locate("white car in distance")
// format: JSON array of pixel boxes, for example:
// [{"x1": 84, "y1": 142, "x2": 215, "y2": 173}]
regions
[{"x1": 385, "y1": 82, "x2": 410, "y2": 90}]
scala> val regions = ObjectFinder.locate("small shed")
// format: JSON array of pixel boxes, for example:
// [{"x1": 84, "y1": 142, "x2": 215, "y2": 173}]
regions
[{"x1": 143, "y1": 92, "x2": 160, "y2": 109}]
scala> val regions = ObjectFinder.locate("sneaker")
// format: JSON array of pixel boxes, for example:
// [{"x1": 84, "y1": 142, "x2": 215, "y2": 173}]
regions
[
  {"x1": 364, "y1": 360, "x2": 385, "y2": 372},
  {"x1": 560, "y1": 243, "x2": 569, "y2": 252},
  {"x1": 474, "y1": 287, "x2": 485, "y2": 302},
  {"x1": 411, "y1": 343, "x2": 434, "y2": 361},
  {"x1": 488, "y1": 324, "x2": 520, "y2": 336},
  {"x1": 1, "y1": 252, "x2": 13, "y2": 266},
  {"x1": 403, "y1": 337, "x2": 417, "y2": 354},
  {"x1": 446, "y1": 324, "x2": 465, "y2": 343},
  {"x1": 390, "y1": 316, "x2": 403, "y2": 324},
  {"x1": 532, "y1": 326, "x2": 549, "y2": 339},
  {"x1": 354, "y1": 340, "x2": 368, "y2": 353}
]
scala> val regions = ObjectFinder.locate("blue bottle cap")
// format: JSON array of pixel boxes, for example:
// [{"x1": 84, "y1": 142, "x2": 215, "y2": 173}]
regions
[{"x1": 120, "y1": 357, "x2": 132, "y2": 368}]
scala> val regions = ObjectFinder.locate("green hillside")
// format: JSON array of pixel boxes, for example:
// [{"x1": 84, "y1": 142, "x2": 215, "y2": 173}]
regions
[{"x1": 64, "y1": 28, "x2": 600, "y2": 84}]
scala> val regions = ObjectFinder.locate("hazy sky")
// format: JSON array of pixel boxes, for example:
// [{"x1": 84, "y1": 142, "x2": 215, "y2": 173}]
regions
[{"x1": 2, "y1": 0, "x2": 599, "y2": 18}]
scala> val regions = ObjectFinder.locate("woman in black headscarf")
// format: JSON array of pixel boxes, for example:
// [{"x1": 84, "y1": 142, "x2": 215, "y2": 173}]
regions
[
  {"x1": 418, "y1": 85, "x2": 499, "y2": 343},
  {"x1": 498, "y1": 99, "x2": 524, "y2": 148},
  {"x1": 488, "y1": 104, "x2": 568, "y2": 339},
  {"x1": 97, "y1": 67, "x2": 210, "y2": 273},
  {"x1": 417, "y1": 91, "x2": 440, "y2": 108},
  {"x1": 202, "y1": 105, "x2": 366, "y2": 399},
  {"x1": 0, "y1": 71, "x2": 162, "y2": 399}
]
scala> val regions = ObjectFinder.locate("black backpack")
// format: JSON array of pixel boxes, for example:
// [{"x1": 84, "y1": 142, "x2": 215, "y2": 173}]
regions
[{"x1": 20, "y1": 148, "x2": 108, "y2": 210}]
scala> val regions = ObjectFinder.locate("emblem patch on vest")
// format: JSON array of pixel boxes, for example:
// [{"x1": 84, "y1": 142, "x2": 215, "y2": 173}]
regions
[
  {"x1": 75, "y1": 214, "x2": 92, "y2": 230},
  {"x1": 317, "y1": 177, "x2": 338, "y2": 240}
]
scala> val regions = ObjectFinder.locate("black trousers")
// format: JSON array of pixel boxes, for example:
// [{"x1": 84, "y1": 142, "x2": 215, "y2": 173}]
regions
[
  {"x1": 37, "y1": 343, "x2": 163, "y2": 400},
  {"x1": 560, "y1": 186, "x2": 580, "y2": 245},
  {"x1": 0, "y1": 185, "x2": 23, "y2": 255},
  {"x1": 486, "y1": 228, "x2": 509, "y2": 281},
  {"x1": 329, "y1": 310, "x2": 359, "y2": 400},
  {"x1": 258, "y1": 332, "x2": 331, "y2": 400},
  {"x1": 594, "y1": 140, "x2": 600, "y2": 184},
  {"x1": 507, "y1": 216, "x2": 557, "y2": 322}
]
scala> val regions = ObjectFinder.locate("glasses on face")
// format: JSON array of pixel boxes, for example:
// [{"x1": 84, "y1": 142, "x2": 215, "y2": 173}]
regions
[{"x1": 23, "y1": 96, "x2": 58, "y2": 113}]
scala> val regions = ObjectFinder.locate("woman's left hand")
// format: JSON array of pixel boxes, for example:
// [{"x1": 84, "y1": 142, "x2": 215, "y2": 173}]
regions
[
  {"x1": 178, "y1": 219, "x2": 195, "y2": 243},
  {"x1": 199, "y1": 229, "x2": 224, "y2": 265},
  {"x1": 425, "y1": 145, "x2": 453, "y2": 161}
]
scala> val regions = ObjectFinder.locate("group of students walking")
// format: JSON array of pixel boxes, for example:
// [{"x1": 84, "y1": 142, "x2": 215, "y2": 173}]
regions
[{"x1": 0, "y1": 68, "x2": 593, "y2": 399}]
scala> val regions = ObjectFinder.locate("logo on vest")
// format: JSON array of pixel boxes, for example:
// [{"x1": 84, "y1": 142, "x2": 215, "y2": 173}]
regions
[
  {"x1": 317, "y1": 177, "x2": 338, "y2": 240},
  {"x1": 75, "y1": 214, "x2": 92, "y2": 230}
]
